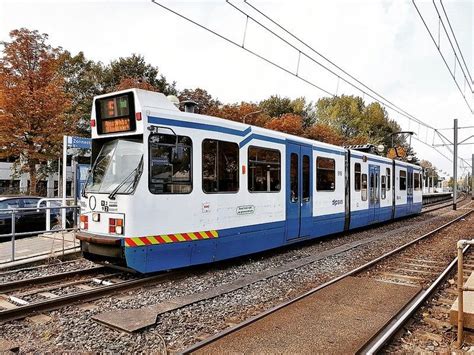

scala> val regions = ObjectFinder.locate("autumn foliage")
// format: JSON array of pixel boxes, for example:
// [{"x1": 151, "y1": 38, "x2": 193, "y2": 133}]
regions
[
  {"x1": 0, "y1": 28, "x2": 75, "y2": 194},
  {"x1": 0, "y1": 27, "x2": 420, "y2": 197},
  {"x1": 265, "y1": 113, "x2": 304, "y2": 136}
]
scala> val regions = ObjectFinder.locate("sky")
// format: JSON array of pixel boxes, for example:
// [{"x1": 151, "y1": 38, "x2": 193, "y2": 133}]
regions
[{"x1": 0, "y1": 0, "x2": 473, "y2": 178}]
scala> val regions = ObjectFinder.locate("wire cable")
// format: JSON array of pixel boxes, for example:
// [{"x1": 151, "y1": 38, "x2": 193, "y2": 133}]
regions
[
  {"x1": 412, "y1": 0, "x2": 473, "y2": 113},
  {"x1": 151, "y1": 0, "x2": 465, "y2": 164},
  {"x1": 440, "y1": 0, "x2": 474, "y2": 85},
  {"x1": 432, "y1": 0, "x2": 473, "y2": 93},
  {"x1": 242, "y1": 0, "x2": 438, "y2": 130}
]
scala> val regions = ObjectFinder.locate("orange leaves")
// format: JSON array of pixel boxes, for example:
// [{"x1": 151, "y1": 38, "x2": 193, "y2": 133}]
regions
[
  {"x1": 0, "y1": 28, "x2": 73, "y2": 194},
  {"x1": 304, "y1": 124, "x2": 344, "y2": 145},
  {"x1": 265, "y1": 113, "x2": 304, "y2": 136}
]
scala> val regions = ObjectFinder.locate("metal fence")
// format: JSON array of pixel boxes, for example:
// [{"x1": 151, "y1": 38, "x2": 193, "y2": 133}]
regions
[{"x1": 0, "y1": 199, "x2": 80, "y2": 263}]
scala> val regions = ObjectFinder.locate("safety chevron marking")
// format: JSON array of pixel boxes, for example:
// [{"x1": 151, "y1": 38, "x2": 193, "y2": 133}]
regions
[{"x1": 124, "y1": 230, "x2": 218, "y2": 247}]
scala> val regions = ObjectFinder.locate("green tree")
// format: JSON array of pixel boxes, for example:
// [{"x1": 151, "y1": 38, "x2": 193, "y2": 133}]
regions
[
  {"x1": 102, "y1": 54, "x2": 177, "y2": 95},
  {"x1": 259, "y1": 95, "x2": 293, "y2": 118},
  {"x1": 178, "y1": 88, "x2": 221, "y2": 115},
  {"x1": 59, "y1": 51, "x2": 105, "y2": 135}
]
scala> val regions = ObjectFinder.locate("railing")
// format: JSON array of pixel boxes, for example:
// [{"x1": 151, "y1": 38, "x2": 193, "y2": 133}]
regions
[{"x1": 0, "y1": 202, "x2": 80, "y2": 263}]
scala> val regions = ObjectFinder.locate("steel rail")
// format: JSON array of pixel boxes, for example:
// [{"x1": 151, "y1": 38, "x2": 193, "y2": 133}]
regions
[
  {"x1": 360, "y1": 244, "x2": 470, "y2": 354},
  {"x1": 182, "y1": 208, "x2": 474, "y2": 354},
  {"x1": 0, "y1": 266, "x2": 108, "y2": 293},
  {"x1": 0, "y1": 271, "x2": 176, "y2": 324}
]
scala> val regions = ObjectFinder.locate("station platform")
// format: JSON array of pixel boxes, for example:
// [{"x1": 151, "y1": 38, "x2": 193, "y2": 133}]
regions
[{"x1": 0, "y1": 232, "x2": 80, "y2": 270}]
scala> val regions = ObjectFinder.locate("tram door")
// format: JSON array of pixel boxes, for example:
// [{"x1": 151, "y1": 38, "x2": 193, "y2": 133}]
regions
[
  {"x1": 368, "y1": 165, "x2": 380, "y2": 223},
  {"x1": 286, "y1": 143, "x2": 313, "y2": 240},
  {"x1": 407, "y1": 167, "x2": 414, "y2": 213}
]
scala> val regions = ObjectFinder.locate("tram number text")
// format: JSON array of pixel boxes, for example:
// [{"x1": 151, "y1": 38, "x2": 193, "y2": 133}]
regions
[
  {"x1": 332, "y1": 199, "x2": 343, "y2": 206},
  {"x1": 101, "y1": 200, "x2": 118, "y2": 212}
]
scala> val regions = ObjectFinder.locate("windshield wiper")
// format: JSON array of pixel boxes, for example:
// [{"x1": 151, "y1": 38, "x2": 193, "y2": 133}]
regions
[{"x1": 108, "y1": 156, "x2": 144, "y2": 200}]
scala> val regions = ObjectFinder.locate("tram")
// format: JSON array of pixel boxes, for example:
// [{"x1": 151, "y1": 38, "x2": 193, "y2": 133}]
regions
[{"x1": 76, "y1": 89, "x2": 423, "y2": 273}]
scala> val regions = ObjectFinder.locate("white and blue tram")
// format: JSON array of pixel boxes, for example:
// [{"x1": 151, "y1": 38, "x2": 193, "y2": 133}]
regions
[{"x1": 77, "y1": 89, "x2": 423, "y2": 273}]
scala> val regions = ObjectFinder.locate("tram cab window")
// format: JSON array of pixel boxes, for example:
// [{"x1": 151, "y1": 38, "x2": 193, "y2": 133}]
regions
[
  {"x1": 354, "y1": 163, "x2": 361, "y2": 191},
  {"x1": 386, "y1": 168, "x2": 391, "y2": 190},
  {"x1": 202, "y1": 139, "x2": 239, "y2": 193},
  {"x1": 399, "y1": 170, "x2": 407, "y2": 191},
  {"x1": 248, "y1": 146, "x2": 281, "y2": 192},
  {"x1": 361, "y1": 173, "x2": 368, "y2": 201},
  {"x1": 316, "y1": 157, "x2": 335, "y2": 191},
  {"x1": 149, "y1": 134, "x2": 192, "y2": 194}
]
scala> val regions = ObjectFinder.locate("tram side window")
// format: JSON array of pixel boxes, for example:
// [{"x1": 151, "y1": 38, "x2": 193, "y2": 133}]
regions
[
  {"x1": 386, "y1": 168, "x2": 391, "y2": 190},
  {"x1": 248, "y1": 146, "x2": 281, "y2": 192},
  {"x1": 400, "y1": 170, "x2": 407, "y2": 191},
  {"x1": 316, "y1": 157, "x2": 335, "y2": 191},
  {"x1": 149, "y1": 134, "x2": 192, "y2": 194},
  {"x1": 354, "y1": 163, "x2": 361, "y2": 191},
  {"x1": 361, "y1": 173, "x2": 368, "y2": 201},
  {"x1": 381, "y1": 175, "x2": 387, "y2": 200},
  {"x1": 202, "y1": 139, "x2": 239, "y2": 193},
  {"x1": 414, "y1": 172, "x2": 421, "y2": 190}
]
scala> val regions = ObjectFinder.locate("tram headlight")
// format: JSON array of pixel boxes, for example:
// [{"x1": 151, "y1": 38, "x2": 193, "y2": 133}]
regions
[{"x1": 92, "y1": 212, "x2": 100, "y2": 222}]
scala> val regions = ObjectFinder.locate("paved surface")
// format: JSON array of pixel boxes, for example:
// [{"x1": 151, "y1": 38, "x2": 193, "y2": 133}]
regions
[
  {"x1": 193, "y1": 276, "x2": 421, "y2": 354},
  {"x1": 0, "y1": 232, "x2": 79, "y2": 268}
]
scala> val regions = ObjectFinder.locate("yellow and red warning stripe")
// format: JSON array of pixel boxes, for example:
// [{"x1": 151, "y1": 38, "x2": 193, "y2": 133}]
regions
[{"x1": 124, "y1": 230, "x2": 218, "y2": 247}]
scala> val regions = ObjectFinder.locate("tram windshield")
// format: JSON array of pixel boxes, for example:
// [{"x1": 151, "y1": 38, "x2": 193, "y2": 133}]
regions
[{"x1": 85, "y1": 139, "x2": 143, "y2": 194}]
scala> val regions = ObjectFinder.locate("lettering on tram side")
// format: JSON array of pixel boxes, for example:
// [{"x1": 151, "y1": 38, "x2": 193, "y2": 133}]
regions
[
  {"x1": 236, "y1": 205, "x2": 255, "y2": 215},
  {"x1": 332, "y1": 199, "x2": 343, "y2": 206},
  {"x1": 202, "y1": 202, "x2": 211, "y2": 214}
]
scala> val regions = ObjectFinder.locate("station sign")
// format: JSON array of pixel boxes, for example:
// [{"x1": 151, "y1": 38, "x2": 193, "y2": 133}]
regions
[{"x1": 68, "y1": 136, "x2": 92, "y2": 150}]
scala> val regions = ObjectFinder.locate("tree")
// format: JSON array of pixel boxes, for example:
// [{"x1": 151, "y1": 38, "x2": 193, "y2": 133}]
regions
[
  {"x1": 0, "y1": 28, "x2": 74, "y2": 194},
  {"x1": 214, "y1": 102, "x2": 270, "y2": 127},
  {"x1": 259, "y1": 95, "x2": 293, "y2": 118},
  {"x1": 102, "y1": 54, "x2": 177, "y2": 95},
  {"x1": 59, "y1": 51, "x2": 105, "y2": 135},
  {"x1": 178, "y1": 88, "x2": 220, "y2": 115},
  {"x1": 265, "y1": 113, "x2": 304, "y2": 136},
  {"x1": 305, "y1": 123, "x2": 344, "y2": 145}
]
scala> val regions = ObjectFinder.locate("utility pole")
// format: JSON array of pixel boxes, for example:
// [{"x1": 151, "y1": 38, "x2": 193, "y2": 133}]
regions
[{"x1": 453, "y1": 119, "x2": 458, "y2": 210}]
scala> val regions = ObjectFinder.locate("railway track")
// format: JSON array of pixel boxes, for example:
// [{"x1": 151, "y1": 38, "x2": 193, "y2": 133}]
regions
[
  {"x1": 0, "y1": 196, "x2": 468, "y2": 346},
  {"x1": 0, "y1": 266, "x2": 179, "y2": 324},
  {"x1": 181, "y1": 207, "x2": 473, "y2": 353}
]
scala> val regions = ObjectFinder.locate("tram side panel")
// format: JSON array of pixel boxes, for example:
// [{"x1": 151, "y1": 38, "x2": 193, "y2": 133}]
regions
[
  {"x1": 124, "y1": 116, "x2": 288, "y2": 272},
  {"x1": 311, "y1": 147, "x2": 346, "y2": 238}
]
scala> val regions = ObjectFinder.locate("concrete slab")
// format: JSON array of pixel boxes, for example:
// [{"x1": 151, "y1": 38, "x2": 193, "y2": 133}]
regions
[
  {"x1": 93, "y1": 301, "x2": 184, "y2": 332},
  {"x1": 0, "y1": 340, "x2": 19, "y2": 353},
  {"x1": 0, "y1": 298, "x2": 17, "y2": 310},
  {"x1": 193, "y1": 277, "x2": 421, "y2": 354},
  {"x1": 450, "y1": 272, "x2": 474, "y2": 329}
]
